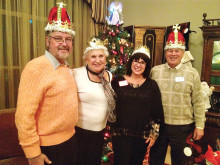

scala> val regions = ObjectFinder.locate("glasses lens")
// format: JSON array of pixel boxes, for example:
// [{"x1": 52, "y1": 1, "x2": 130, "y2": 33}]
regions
[
  {"x1": 65, "y1": 38, "x2": 72, "y2": 44},
  {"x1": 133, "y1": 60, "x2": 145, "y2": 65},
  {"x1": 50, "y1": 36, "x2": 72, "y2": 44}
]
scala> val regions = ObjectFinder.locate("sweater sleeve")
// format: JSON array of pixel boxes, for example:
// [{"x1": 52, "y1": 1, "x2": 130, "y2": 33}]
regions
[
  {"x1": 191, "y1": 70, "x2": 206, "y2": 128},
  {"x1": 15, "y1": 63, "x2": 46, "y2": 158}
]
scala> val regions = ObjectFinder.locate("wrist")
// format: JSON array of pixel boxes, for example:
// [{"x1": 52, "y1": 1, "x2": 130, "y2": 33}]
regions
[{"x1": 28, "y1": 154, "x2": 41, "y2": 160}]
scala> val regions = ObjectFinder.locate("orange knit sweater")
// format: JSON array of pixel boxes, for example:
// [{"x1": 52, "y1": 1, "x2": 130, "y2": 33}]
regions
[{"x1": 15, "y1": 55, "x2": 78, "y2": 158}]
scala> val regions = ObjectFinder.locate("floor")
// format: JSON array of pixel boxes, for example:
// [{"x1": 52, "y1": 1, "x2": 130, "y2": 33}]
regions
[
  {"x1": 165, "y1": 145, "x2": 171, "y2": 164},
  {"x1": 101, "y1": 146, "x2": 171, "y2": 165}
]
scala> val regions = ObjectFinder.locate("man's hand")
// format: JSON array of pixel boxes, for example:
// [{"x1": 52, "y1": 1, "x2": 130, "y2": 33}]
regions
[
  {"x1": 193, "y1": 128, "x2": 204, "y2": 140},
  {"x1": 28, "y1": 153, "x2": 52, "y2": 165}
]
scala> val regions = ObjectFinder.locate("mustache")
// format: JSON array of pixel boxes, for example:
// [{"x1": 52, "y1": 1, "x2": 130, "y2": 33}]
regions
[{"x1": 58, "y1": 46, "x2": 69, "y2": 50}]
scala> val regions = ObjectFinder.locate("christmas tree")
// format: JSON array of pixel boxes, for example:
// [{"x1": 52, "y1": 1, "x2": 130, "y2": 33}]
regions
[
  {"x1": 96, "y1": 0, "x2": 134, "y2": 76},
  {"x1": 101, "y1": 126, "x2": 114, "y2": 164},
  {"x1": 98, "y1": 1, "x2": 134, "y2": 164}
]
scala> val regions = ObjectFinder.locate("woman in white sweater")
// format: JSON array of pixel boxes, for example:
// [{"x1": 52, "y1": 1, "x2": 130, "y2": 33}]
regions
[{"x1": 73, "y1": 38, "x2": 116, "y2": 165}]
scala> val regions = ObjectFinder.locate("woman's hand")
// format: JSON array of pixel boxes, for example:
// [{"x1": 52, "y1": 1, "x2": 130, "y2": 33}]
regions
[{"x1": 145, "y1": 137, "x2": 156, "y2": 149}]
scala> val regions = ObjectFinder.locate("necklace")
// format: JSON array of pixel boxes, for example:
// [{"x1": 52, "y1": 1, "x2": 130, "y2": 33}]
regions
[{"x1": 127, "y1": 75, "x2": 145, "y2": 88}]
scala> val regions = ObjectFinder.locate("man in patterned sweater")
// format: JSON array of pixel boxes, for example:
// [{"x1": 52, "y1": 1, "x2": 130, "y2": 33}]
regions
[
  {"x1": 15, "y1": 2, "x2": 78, "y2": 165},
  {"x1": 149, "y1": 24, "x2": 205, "y2": 165}
]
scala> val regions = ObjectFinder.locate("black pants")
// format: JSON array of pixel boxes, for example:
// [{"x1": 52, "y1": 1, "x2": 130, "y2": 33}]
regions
[
  {"x1": 149, "y1": 124, "x2": 194, "y2": 165},
  {"x1": 112, "y1": 135, "x2": 148, "y2": 165},
  {"x1": 75, "y1": 126, "x2": 104, "y2": 165},
  {"x1": 41, "y1": 135, "x2": 77, "y2": 165}
]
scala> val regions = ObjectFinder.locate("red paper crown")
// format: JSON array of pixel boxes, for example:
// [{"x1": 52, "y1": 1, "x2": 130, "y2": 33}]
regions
[
  {"x1": 45, "y1": 2, "x2": 75, "y2": 36},
  {"x1": 164, "y1": 24, "x2": 185, "y2": 50}
]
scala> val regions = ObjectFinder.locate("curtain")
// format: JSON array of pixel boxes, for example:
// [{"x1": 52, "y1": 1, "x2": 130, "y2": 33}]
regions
[
  {"x1": 86, "y1": 0, "x2": 111, "y2": 23},
  {"x1": 0, "y1": 0, "x2": 110, "y2": 109}
]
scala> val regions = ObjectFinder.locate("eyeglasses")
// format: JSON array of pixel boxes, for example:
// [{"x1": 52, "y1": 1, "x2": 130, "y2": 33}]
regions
[
  {"x1": 49, "y1": 36, "x2": 73, "y2": 44},
  {"x1": 132, "y1": 60, "x2": 146, "y2": 66}
]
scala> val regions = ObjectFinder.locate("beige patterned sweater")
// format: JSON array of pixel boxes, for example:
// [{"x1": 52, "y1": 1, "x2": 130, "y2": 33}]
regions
[{"x1": 150, "y1": 63, "x2": 206, "y2": 128}]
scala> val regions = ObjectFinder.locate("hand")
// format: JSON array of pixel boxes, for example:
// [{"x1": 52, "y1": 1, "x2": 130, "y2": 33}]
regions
[
  {"x1": 193, "y1": 128, "x2": 204, "y2": 140},
  {"x1": 145, "y1": 137, "x2": 156, "y2": 149},
  {"x1": 28, "y1": 153, "x2": 52, "y2": 165}
]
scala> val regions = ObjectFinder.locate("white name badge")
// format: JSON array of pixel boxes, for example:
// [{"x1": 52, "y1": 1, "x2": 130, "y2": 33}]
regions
[
  {"x1": 119, "y1": 80, "x2": 128, "y2": 86},
  {"x1": 175, "y1": 76, "x2": 184, "y2": 82}
]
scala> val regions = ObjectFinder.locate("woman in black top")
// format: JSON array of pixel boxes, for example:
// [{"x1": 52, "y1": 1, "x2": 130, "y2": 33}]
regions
[{"x1": 111, "y1": 46, "x2": 164, "y2": 165}]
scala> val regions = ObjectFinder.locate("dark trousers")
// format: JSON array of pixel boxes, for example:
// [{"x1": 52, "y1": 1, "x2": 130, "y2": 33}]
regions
[
  {"x1": 75, "y1": 126, "x2": 104, "y2": 165},
  {"x1": 41, "y1": 135, "x2": 77, "y2": 165},
  {"x1": 112, "y1": 135, "x2": 148, "y2": 165},
  {"x1": 149, "y1": 124, "x2": 194, "y2": 165}
]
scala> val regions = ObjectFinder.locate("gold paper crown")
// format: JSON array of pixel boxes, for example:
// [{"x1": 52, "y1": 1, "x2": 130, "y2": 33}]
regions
[
  {"x1": 84, "y1": 37, "x2": 109, "y2": 56},
  {"x1": 132, "y1": 46, "x2": 150, "y2": 59},
  {"x1": 89, "y1": 37, "x2": 105, "y2": 47}
]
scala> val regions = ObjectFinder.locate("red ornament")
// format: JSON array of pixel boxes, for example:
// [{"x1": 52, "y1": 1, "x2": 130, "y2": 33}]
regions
[
  {"x1": 104, "y1": 132, "x2": 110, "y2": 137},
  {"x1": 120, "y1": 46, "x2": 124, "y2": 54},
  {"x1": 112, "y1": 50, "x2": 118, "y2": 55},
  {"x1": 112, "y1": 32, "x2": 116, "y2": 36},
  {"x1": 108, "y1": 31, "x2": 112, "y2": 35},
  {"x1": 116, "y1": 29, "x2": 119, "y2": 33},
  {"x1": 116, "y1": 23, "x2": 120, "y2": 27},
  {"x1": 120, "y1": 56, "x2": 123, "y2": 65}
]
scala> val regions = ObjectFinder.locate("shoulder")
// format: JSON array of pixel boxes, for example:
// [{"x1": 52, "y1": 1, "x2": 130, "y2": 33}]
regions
[
  {"x1": 146, "y1": 78, "x2": 159, "y2": 88},
  {"x1": 73, "y1": 66, "x2": 86, "y2": 76},
  {"x1": 26, "y1": 55, "x2": 48, "y2": 67},
  {"x1": 22, "y1": 56, "x2": 49, "y2": 74},
  {"x1": 20, "y1": 56, "x2": 50, "y2": 82},
  {"x1": 151, "y1": 64, "x2": 166, "y2": 78},
  {"x1": 112, "y1": 75, "x2": 125, "y2": 83},
  {"x1": 151, "y1": 64, "x2": 166, "y2": 72},
  {"x1": 147, "y1": 78, "x2": 157, "y2": 84},
  {"x1": 111, "y1": 75, "x2": 125, "y2": 88},
  {"x1": 181, "y1": 65, "x2": 200, "y2": 77}
]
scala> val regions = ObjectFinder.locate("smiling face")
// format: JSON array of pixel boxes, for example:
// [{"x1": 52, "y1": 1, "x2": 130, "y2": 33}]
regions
[
  {"x1": 165, "y1": 48, "x2": 184, "y2": 68},
  {"x1": 131, "y1": 58, "x2": 146, "y2": 76},
  {"x1": 86, "y1": 49, "x2": 107, "y2": 73},
  {"x1": 46, "y1": 31, "x2": 73, "y2": 64}
]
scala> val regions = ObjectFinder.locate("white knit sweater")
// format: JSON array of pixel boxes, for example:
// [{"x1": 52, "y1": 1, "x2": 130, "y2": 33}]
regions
[{"x1": 73, "y1": 66, "x2": 112, "y2": 131}]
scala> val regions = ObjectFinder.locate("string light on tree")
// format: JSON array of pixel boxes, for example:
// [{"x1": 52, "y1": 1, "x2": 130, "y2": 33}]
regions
[{"x1": 96, "y1": 0, "x2": 133, "y2": 76}]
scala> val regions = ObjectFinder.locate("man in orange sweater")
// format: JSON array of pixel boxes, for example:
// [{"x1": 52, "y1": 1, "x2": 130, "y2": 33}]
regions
[{"x1": 15, "y1": 2, "x2": 78, "y2": 165}]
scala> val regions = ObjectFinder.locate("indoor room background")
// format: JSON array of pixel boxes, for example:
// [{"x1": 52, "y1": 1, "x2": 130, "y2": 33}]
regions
[{"x1": 1, "y1": 0, "x2": 220, "y2": 110}]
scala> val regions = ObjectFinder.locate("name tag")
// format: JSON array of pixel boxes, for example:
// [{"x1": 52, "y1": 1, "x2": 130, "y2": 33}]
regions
[
  {"x1": 175, "y1": 76, "x2": 184, "y2": 82},
  {"x1": 119, "y1": 80, "x2": 128, "y2": 86}
]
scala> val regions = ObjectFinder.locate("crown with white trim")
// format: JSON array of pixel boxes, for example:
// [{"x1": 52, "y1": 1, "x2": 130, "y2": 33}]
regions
[
  {"x1": 84, "y1": 37, "x2": 109, "y2": 56},
  {"x1": 132, "y1": 46, "x2": 150, "y2": 59},
  {"x1": 164, "y1": 24, "x2": 185, "y2": 50},
  {"x1": 45, "y1": 2, "x2": 76, "y2": 36}
]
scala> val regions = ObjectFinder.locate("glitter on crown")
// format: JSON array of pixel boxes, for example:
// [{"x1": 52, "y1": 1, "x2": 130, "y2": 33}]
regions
[
  {"x1": 164, "y1": 24, "x2": 185, "y2": 50},
  {"x1": 84, "y1": 37, "x2": 109, "y2": 56},
  {"x1": 45, "y1": 2, "x2": 75, "y2": 36},
  {"x1": 57, "y1": 2, "x2": 66, "y2": 8},
  {"x1": 132, "y1": 45, "x2": 150, "y2": 59},
  {"x1": 89, "y1": 37, "x2": 105, "y2": 47}
]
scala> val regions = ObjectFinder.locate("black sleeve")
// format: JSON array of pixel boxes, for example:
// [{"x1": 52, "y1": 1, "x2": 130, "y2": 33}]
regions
[{"x1": 150, "y1": 80, "x2": 164, "y2": 124}]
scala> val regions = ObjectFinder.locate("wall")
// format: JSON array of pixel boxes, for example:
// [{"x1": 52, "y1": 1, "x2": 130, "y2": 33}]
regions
[{"x1": 120, "y1": 0, "x2": 220, "y2": 74}]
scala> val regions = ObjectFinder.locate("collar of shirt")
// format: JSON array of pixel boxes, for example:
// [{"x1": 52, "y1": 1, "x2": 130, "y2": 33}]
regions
[
  {"x1": 166, "y1": 62, "x2": 182, "y2": 70},
  {"x1": 44, "y1": 50, "x2": 69, "y2": 70}
]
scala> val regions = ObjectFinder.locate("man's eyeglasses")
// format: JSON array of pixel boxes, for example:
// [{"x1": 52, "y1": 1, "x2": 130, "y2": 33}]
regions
[
  {"x1": 49, "y1": 36, "x2": 73, "y2": 44},
  {"x1": 132, "y1": 60, "x2": 146, "y2": 66}
]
